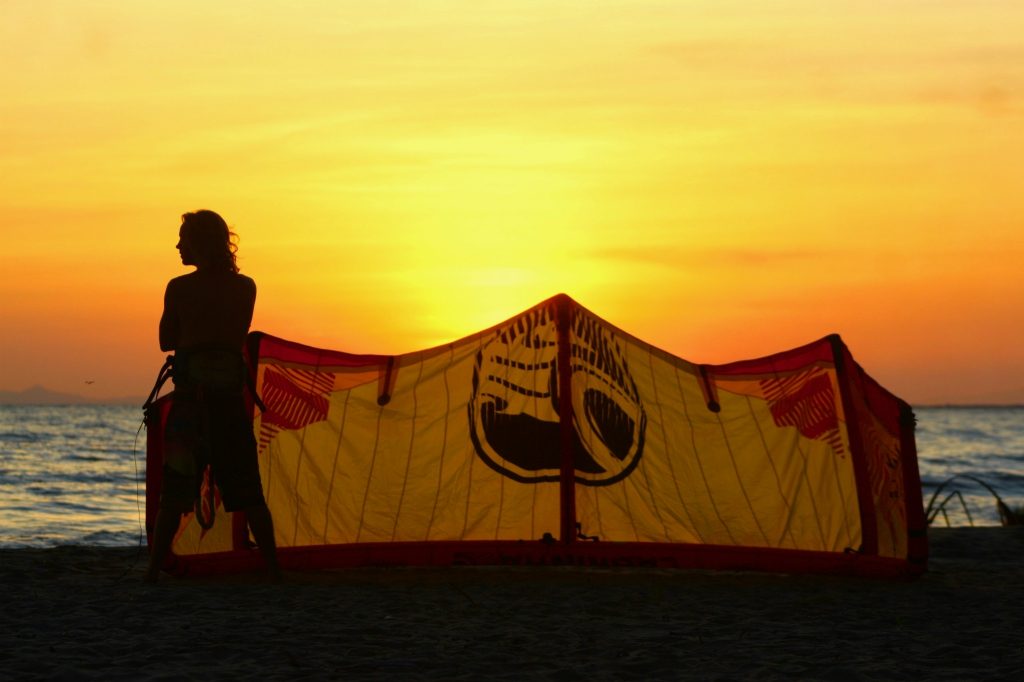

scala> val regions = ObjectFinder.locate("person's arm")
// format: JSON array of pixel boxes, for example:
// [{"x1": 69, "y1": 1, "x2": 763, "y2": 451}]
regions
[
  {"x1": 159, "y1": 281, "x2": 179, "y2": 351},
  {"x1": 243, "y1": 277, "x2": 257, "y2": 332}
]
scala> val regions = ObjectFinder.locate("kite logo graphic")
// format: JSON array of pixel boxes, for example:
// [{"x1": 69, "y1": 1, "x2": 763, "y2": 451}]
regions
[
  {"x1": 469, "y1": 305, "x2": 646, "y2": 486},
  {"x1": 258, "y1": 366, "x2": 333, "y2": 454},
  {"x1": 760, "y1": 368, "x2": 845, "y2": 456}
]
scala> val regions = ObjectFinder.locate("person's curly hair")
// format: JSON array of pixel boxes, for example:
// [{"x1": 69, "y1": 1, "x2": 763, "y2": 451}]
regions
[{"x1": 180, "y1": 210, "x2": 239, "y2": 273}]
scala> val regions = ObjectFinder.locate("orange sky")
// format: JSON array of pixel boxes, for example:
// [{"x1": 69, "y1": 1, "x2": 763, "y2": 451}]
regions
[{"x1": 1, "y1": 0, "x2": 1022, "y2": 404}]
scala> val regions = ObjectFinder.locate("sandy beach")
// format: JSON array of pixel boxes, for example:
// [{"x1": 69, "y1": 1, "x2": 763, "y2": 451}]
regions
[{"x1": 2, "y1": 528, "x2": 1022, "y2": 681}]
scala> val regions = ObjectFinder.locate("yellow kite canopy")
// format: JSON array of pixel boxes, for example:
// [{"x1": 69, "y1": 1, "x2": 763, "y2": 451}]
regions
[{"x1": 145, "y1": 294, "x2": 927, "y2": 576}]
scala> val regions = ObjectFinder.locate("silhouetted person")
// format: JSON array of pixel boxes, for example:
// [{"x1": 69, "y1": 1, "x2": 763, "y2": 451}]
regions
[{"x1": 144, "y1": 210, "x2": 281, "y2": 583}]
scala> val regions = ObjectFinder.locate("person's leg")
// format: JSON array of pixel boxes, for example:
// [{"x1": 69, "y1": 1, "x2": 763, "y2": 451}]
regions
[
  {"x1": 210, "y1": 393, "x2": 282, "y2": 581},
  {"x1": 144, "y1": 506, "x2": 184, "y2": 583},
  {"x1": 244, "y1": 503, "x2": 282, "y2": 582},
  {"x1": 148, "y1": 394, "x2": 200, "y2": 583}
]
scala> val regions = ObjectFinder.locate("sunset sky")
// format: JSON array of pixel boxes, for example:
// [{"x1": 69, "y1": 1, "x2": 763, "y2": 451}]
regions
[{"x1": 1, "y1": 0, "x2": 1021, "y2": 404}]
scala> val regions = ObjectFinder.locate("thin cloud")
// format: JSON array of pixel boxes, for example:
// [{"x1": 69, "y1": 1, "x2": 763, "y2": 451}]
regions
[
  {"x1": 917, "y1": 84, "x2": 1021, "y2": 118},
  {"x1": 584, "y1": 246, "x2": 824, "y2": 270}
]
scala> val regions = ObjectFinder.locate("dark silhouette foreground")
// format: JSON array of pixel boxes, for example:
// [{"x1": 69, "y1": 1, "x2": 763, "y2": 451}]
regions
[{"x1": 144, "y1": 210, "x2": 280, "y2": 583}]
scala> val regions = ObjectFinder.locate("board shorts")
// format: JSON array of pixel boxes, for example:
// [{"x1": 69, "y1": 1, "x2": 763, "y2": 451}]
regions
[{"x1": 160, "y1": 349, "x2": 266, "y2": 513}]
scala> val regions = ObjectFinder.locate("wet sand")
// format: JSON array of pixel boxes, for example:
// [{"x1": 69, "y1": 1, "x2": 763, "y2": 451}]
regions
[{"x1": 2, "y1": 528, "x2": 1022, "y2": 680}]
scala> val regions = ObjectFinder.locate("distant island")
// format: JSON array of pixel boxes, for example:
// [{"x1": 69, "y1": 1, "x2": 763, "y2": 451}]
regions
[{"x1": 0, "y1": 385, "x2": 145, "y2": 406}]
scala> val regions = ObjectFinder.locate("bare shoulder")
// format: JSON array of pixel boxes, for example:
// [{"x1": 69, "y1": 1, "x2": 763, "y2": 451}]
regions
[
  {"x1": 164, "y1": 273, "x2": 194, "y2": 297},
  {"x1": 234, "y1": 273, "x2": 257, "y2": 300},
  {"x1": 236, "y1": 273, "x2": 256, "y2": 290}
]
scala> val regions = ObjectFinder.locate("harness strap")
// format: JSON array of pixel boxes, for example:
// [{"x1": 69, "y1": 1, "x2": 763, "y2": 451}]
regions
[
  {"x1": 244, "y1": 364, "x2": 267, "y2": 413},
  {"x1": 142, "y1": 356, "x2": 175, "y2": 415}
]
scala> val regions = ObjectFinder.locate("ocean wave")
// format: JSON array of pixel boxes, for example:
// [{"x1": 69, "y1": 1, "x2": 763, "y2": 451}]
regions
[
  {"x1": 71, "y1": 530, "x2": 143, "y2": 547},
  {"x1": 24, "y1": 485, "x2": 65, "y2": 496},
  {"x1": 65, "y1": 454, "x2": 108, "y2": 462},
  {"x1": 47, "y1": 499, "x2": 107, "y2": 514},
  {"x1": 938, "y1": 427, "x2": 999, "y2": 441},
  {"x1": 0, "y1": 431, "x2": 43, "y2": 442}
]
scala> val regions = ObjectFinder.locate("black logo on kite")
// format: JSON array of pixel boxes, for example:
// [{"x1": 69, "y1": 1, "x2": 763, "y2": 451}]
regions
[{"x1": 469, "y1": 305, "x2": 646, "y2": 486}]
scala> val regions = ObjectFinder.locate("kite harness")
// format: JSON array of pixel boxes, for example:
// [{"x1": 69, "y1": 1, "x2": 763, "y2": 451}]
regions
[{"x1": 142, "y1": 350, "x2": 265, "y2": 530}]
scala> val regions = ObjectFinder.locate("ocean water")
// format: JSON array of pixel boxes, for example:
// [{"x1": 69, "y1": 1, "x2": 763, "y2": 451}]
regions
[
  {"x1": 0, "y1": 405, "x2": 1021, "y2": 547},
  {"x1": 0, "y1": 405, "x2": 147, "y2": 548},
  {"x1": 915, "y1": 406, "x2": 1024, "y2": 527}
]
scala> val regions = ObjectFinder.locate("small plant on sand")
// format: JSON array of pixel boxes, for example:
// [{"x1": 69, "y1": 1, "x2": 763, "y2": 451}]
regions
[
  {"x1": 926, "y1": 474, "x2": 1020, "y2": 527},
  {"x1": 998, "y1": 501, "x2": 1024, "y2": 526}
]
